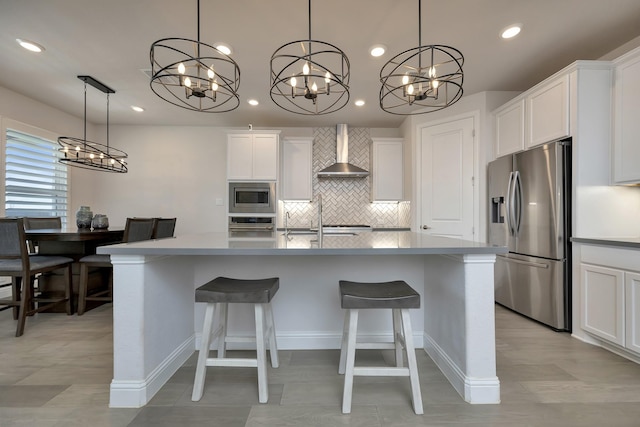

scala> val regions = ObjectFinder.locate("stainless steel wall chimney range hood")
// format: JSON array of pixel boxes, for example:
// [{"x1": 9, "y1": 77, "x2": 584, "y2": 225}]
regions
[{"x1": 317, "y1": 124, "x2": 369, "y2": 178}]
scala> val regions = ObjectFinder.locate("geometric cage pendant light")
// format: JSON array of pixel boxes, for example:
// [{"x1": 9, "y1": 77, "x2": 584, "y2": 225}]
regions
[
  {"x1": 270, "y1": 0, "x2": 350, "y2": 115},
  {"x1": 149, "y1": 0, "x2": 241, "y2": 113},
  {"x1": 379, "y1": 0, "x2": 464, "y2": 115},
  {"x1": 58, "y1": 76, "x2": 128, "y2": 173}
]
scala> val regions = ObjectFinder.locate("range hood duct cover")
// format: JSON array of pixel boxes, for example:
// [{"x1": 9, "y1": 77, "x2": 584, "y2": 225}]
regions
[{"x1": 317, "y1": 124, "x2": 369, "y2": 178}]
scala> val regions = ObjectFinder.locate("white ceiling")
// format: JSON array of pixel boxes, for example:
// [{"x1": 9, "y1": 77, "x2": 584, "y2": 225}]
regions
[{"x1": 2, "y1": 0, "x2": 640, "y2": 129}]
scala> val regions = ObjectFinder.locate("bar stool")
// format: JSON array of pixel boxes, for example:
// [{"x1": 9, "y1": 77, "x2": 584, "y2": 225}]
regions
[
  {"x1": 192, "y1": 277, "x2": 279, "y2": 403},
  {"x1": 338, "y1": 280, "x2": 423, "y2": 415}
]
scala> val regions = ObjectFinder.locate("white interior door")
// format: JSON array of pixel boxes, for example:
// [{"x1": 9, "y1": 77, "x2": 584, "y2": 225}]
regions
[{"x1": 420, "y1": 117, "x2": 475, "y2": 240}]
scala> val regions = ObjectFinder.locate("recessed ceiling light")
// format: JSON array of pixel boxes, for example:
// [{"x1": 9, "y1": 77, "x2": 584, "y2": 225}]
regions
[
  {"x1": 355, "y1": 100, "x2": 365, "y2": 107},
  {"x1": 214, "y1": 43, "x2": 233, "y2": 55},
  {"x1": 369, "y1": 44, "x2": 386, "y2": 57},
  {"x1": 248, "y1": 99, "x2": 259, "y2": 106},
  {"x1": 16, "y1": 38, "x2": 45, "y2": 53},
  {"x1": 500, "y1": 24, "x2": 522, "y2": 39},
  {"x1": 131, "y1": 106, "x2": 145, "y2": 112}
]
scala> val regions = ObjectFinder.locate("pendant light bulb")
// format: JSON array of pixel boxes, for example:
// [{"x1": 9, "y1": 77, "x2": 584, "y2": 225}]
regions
[
  {"x1": 303, "y1": 62, "x2": 310, "y2": 75},
  {"x1": 407, "y1": 84, "x2": 414, "y2": 95},
  {"x1": 211, "y1": 80, "x2": 219, "y2": 91},
  {"x1": 290, "y1": 76, "x2": 297, "y2": 87},
  {"x1": 402, "y1": 74, "x2": 409, "y2": 85},
  {"x1": 429, "y1": 66, "x2": 436, "y2": 78},
  {"x1": 184, "y1": 77, "x2": 192, "y2": 88},
  {"x1": 207, "y1": 67, "x2": 215, "y2": 79},
  {"x1": 432, "y1": 80, "x2": 439, "y2": 89},
  {"x1": 178, "y1": 63, "x2": 186, "y2": 74},
  {"x1": 311, "y1": 81, "x2": 318, "y2": 92},
  {"x1": 324, "y1": 72, "x2": 331, "y2": 83}
]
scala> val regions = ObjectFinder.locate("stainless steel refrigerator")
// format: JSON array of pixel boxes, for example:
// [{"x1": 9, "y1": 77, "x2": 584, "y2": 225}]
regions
[{"x1": 488, "y1": 138, "x2": 571, "y2": 331}]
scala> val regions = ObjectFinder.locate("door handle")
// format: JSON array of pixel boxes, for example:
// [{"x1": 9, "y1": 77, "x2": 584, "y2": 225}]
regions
[
  {"x1": 422, "y1": 225, "x2": 431, "y2": 230},
  {"x1": 497, "y1": 255, "x2": 549, "y2": 269}
]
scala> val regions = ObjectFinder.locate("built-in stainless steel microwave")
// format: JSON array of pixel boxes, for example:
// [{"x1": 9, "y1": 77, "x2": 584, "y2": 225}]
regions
[{"x1": 228, "y1": 182, "x2": 276, "y2": 214}]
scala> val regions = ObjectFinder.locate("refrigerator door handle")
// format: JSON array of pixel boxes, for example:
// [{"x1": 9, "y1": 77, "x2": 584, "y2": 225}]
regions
[
  {"x1": 506, "y1": 171, "x2": 515, "y2": 235},
  {"x1": 497, "y1": 254, "x2": 549, "y2": 269},
  {"x1": 513, "y1": 171, "x2": 522, "y2": 234}
]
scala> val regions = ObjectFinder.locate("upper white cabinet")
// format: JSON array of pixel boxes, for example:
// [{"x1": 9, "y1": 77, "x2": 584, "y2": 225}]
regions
[
  {"x1": 370, "y1": 138, "x2": 404, "y2": 201},
  {"x1": 613, "y1": 48, "x2": 640, "y2": 184},
  {"x1": 526, "y1": 75, "x2": 570, "y2": 148},
  {"x1": 281, "y1": 137, "x2": 313, "y2": 201},
  {"x1": 227, "y1": 132, "x2": 279, "y2": 180},
  {"x1": 494, "y1": 98, "x2": 525, "y2": 157}
]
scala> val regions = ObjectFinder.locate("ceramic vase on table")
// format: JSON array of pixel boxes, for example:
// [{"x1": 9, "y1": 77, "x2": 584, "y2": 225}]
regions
[
  {"x1": 76, "y1": 206, "x2": 93, "y2": 229},
  {"x1": 91, "y1": 214, "x2": 109, "y2": 229}
]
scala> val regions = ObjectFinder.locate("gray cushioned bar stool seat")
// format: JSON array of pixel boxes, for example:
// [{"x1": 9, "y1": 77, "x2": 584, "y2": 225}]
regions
[
  {"x1": 338, "y1": 280, "x2": 423, "y2": 415},
  {"x1": 192, "y1": 277, "x2": 279, "y2": 404}
]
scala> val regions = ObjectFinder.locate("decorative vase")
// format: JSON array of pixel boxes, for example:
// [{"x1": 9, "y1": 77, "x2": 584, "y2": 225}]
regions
[
  {"x1": 91, "y1": 214, "x2": 109, "y2": 230},
  {"x1": 76, "y1": 206, "x2": 93, "y2": 229}
]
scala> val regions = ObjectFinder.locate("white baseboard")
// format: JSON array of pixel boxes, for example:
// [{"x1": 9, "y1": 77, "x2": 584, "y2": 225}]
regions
[
  {"x1": 195, "y1": 331, "x2": 424, "y2": 351},
  {"x1": 423, "y1": 332, "x2": 500, "y2": 404},
  {"x1": 109, "y1": 334, "x2": 195, "y2": 408}
]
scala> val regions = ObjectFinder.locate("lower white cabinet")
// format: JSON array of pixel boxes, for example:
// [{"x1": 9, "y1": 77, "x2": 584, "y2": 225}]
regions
[
  {"x1": 626, "y1": 272, "x2": 640, "y2": 353},
  {"x1": 579, "y1": 244, "x2": 640, "y2": 355},
  {"x1": 580, "y1": 263, "x2": 625, "y2": 346}
]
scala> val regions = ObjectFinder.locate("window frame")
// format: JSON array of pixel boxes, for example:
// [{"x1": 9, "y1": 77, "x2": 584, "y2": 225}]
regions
[{"x1": 1, "y1": 117, "x2": 70, "y2": 223}]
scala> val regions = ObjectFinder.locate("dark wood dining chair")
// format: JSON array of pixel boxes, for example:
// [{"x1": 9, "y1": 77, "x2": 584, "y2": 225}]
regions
[
  {"x1": 152, "y1": 217, "x2": 176, "y2": 239},
  {"x1": 23, "y1": 216, "x2": 62, "y2": 253},
  {"x1": 77, "y1": 217, "x2": 156, "y2": 315},
  {"x1": 0, "y1": 218, "x2": 73, "y2": 336}
]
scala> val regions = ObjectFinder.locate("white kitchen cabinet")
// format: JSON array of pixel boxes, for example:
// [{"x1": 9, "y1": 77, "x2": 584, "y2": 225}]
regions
[
  {"x1": 494, "y1": 98, "x2": 525, "y2": 157},
  {"x1": 526, "y1": 74, "x2": 570, "y2": 148},
  {"x1": 578, "y1": 243, "x2": 640, "y2": 356},
  {"x1": 626, "y1": 272, "x2": 640, "y2": 353},
  {"x1": 370, "y1": 138, "x2": 404, "y2": 201},
  {"x1": 580, "y1": 263, "x2": 625, "y2": 346},
  {"x1": 613, "y1": 48, "x2": 640, "y2": 184},
  {"x1": 227, "y1": 132, "x2": 279, "y2": 180},
  {"x1": 281, "y1": 137, "x2": 313, "y2": 201}
]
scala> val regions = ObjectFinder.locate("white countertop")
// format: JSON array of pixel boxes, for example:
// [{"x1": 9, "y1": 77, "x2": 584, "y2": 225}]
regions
[{"x1": 98, "y1": 231, "x2": 507, "y2": 256}]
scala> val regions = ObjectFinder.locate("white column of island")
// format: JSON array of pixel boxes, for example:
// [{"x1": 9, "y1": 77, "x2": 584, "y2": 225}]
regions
[{"x1": 98, "y1": 231, "x2": 507, "y2": 408}]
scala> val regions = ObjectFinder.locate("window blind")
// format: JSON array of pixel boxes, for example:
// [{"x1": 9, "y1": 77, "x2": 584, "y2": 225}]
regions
[{"x1": 5, "y1": 128, "x2": 68, "y2": 223}]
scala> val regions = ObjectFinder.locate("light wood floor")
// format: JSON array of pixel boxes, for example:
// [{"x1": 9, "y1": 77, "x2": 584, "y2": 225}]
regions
[{"x1": 1, "y1": 304, "x2": 640, "y2": 426}]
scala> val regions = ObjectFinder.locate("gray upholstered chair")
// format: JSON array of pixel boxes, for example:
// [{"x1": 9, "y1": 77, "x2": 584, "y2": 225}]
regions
[
  {"x1": 23, "y1": 216, "x2": 62, "y2": 253},
  {"x1": 77, "y1": 217, "x2": 155, "y2": 315},
  {"x1": 0, "y1": 218, "x2": 73, "y2": 337},
  {"x1": 152, "y1": 217, "x2": 176, "y2": 239}
]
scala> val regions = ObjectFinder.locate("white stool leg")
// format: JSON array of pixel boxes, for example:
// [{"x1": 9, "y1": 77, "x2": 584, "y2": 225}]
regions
[
  {"x1": 401, "y1": 308, "x2": 423, "y2": 415},
  {"x1": 392, "y1": 309, "x2": 404, "y2": 368},
  {"x1": 216, "y1": 303, "x2": 228, "y2": 358},
  {"x1": 265, "y1": 302, "x2": 279, "y2": 368},
  {"x1": 338, "y1": 309, "x2": 350, "y2": 374},
  {"x1": 342, "y1": 308, "x2": 359, "y2": 414},
  {"x1": 255, "y1": 303, "x2": 268, "y2": 403},
  {"x1": 192, "y1": 303, "x2": 216, "y2": 401}
]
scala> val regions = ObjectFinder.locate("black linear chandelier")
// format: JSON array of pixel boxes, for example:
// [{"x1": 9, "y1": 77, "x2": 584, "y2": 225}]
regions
[
  {"x1": 149, "y1": 0, "x2": 240, "y2": 112},
  {"x1": 58, "y1": 76, "x2": 128, "y2": 173},
  {"x1": 270, "y1": 0, "x2": 350, "y2": 115},
  {"x1": 379, "y1": 0, "x2": 464, "y2": 115}
]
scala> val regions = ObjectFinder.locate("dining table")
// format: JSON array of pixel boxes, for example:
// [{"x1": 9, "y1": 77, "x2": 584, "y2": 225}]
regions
[{"x1": 25, "y1": 227, "x2": 125, "y2": 312}]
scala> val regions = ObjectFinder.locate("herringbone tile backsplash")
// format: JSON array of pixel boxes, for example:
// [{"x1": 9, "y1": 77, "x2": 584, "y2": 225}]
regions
[{"x1": 280, "y1": 127, "x2": 411, "y2": 229}]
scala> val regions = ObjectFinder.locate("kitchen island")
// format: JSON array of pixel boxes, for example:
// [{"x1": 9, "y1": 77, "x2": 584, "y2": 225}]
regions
[{"x1": 98, "y1": 231, "x2": 507, "y2": 408}]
